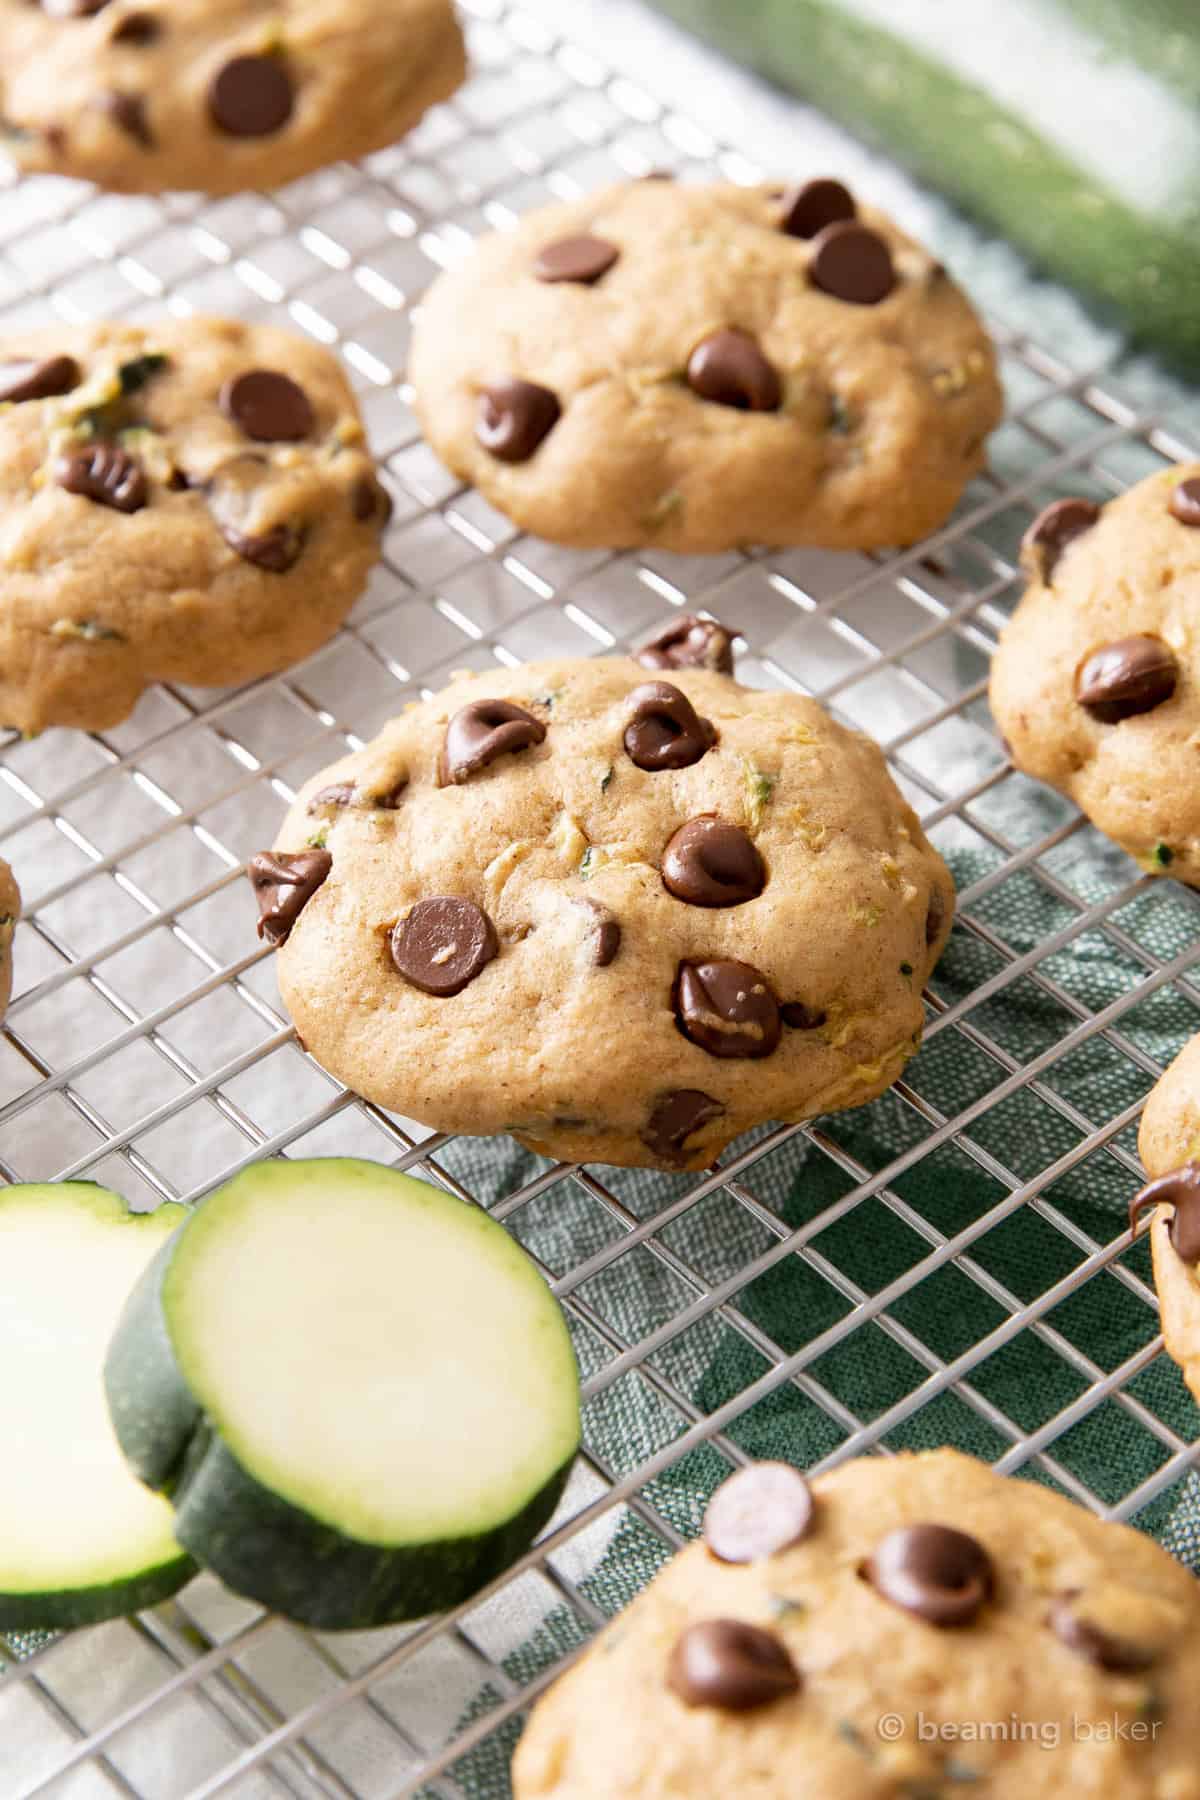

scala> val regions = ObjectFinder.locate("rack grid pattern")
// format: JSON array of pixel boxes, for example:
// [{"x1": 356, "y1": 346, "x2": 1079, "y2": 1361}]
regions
[{"x1": 3, "y1": 2, "x2": 1200, "y2": 1795}]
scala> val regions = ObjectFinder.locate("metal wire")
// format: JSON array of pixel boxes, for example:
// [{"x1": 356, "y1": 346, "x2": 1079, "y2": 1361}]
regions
[{"x1": 2, "y1": 0, "x2": 1199, "y2": 1794}]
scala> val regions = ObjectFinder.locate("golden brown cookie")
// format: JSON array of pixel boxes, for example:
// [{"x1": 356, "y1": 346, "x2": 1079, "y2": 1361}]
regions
[
  {"x1": 0, "y1": 317, "x2": 389, "y2": 734},
  {"x1": 1132, "y1": 1033, "x2": 1200, "y2": 1404},
  {"x1": 515, "y1": 1451, "x2": 1200, "y2": 1799},
  {"x1": 0, "y1": 0, "x2": 465, "y2": 195},
  {"x1": 409, "y1": 177, "x2": 1002, "y2": 553},
  {"x1": 991, "y1": 467, "x2": 1200, "y2": 886},
  {"x1": 251, "y1": 635, "x2": 954, "y2": 1170}
]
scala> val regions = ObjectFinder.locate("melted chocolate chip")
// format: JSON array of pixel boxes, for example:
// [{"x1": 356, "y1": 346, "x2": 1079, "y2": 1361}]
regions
[
  {"x1": 676, "y1": 959, "x2": 781, "y2": 1059},
  {"x1": 99, "y1": 89, "x2": 153, "y2": 146},
  {"x1": 1129, "y1": 1164, "x2": 1200, "y2": 1263},
  {"x1": 0, "y1": 355, "x2": 80, "y2": 404},
  {"x1": 667, "y1": 1620, "x2": 800, "y2": 1711},
  {"x1": 391, "y1": 896, "x2": 498, "y2": 997},
  {"x1": 926, "y1": 886, "x2": 947, "y2": 945},
  {"x1": 781, "y1": 1001, "x2": 826, "y2": 1030},
  {"x1": 637, "y1": 614, "x2": 735, "y2": 675},
  {"x1": 439, "y1": 699, "x2": 547, "y2": 785},
  {"x1": 534, "y1": 234, "x2": 619, "y2": 284},
  {"x1": 686, "y1": 329, "x2": 782, "y2": 412},
  {"x1": 623, "y1": 682, "x2": 716, "y2": 771},
  {"x1": 810, "y1": 221, "x2": 895, "y2": 305},
  {"x1": 867, "y1": 1524, "x2": 992, "y2": 1627},
  {"x1": 704, "y1": 1463, "x2": 816, "y2": 1563},
  {"x1": 208, "y1": 54, "x2": 294, "y2": 138},
  {"x1": 1048, "y1": 1591, "x2": 1158, "y2": 1673},
  {"x1": 110, "y1": 10, "x2": 160, "y2": 42},
  {"x1": 642, "y1": 1089, "x2": 724, "y2": 1164},
  {"x1": 1075, "y1": 636, "x2": 1178, "y2": 724},
  {"x1": 55, "y1": 442, "x2": 147, "y2": 513},
  {"x1": 662, "y1": 816, "x2": 764, "y2": 907},
  {"x1": 220, "y1": 369, "x2": 314, "y2": 443},
  {"x1": 352, "y1": 473, "x2": 392, "y2": 525},
  {"x1": 207, "y1": 454, "x2": 305, "y2": 573},
  {"x1": 575, "y1": 898, "x2": 621, "y2": 966},
  {"x1": 249, "y1": 849, "x2": 331, "y2": 947},
  {"x1": 1022, "y1": 497, "x2": 1100, "y2": 583},
  {"x1": 476, "y1": 379, "x2": 561, "y2": 462},
  {"x1": 779, "y1": 177, "x2": 855, "y2": 239},
  {"x1": 1169, "y1": 477, "x2": 1200, "y2": 528}
]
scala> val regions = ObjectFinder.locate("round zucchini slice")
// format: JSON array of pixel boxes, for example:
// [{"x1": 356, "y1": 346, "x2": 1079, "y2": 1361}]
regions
[
  {"x1": 105, "y1": 1158, "x2": 581, "y2": 1630},
  {"x1": 0, "y1": 1183, "x2": 193, "y2": 1632}
]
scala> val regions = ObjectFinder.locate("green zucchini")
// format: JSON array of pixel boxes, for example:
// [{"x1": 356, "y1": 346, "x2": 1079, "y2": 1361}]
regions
[
  {"x1": 649, "y1": 0, "x2": 1200, "y2": 367},
  {"x1": 0, "y1": 1183, "x2": 193, "y2": 1633},
  {"x1": 105, "y1": 1158, "x2": 581, "y2": 1630}
]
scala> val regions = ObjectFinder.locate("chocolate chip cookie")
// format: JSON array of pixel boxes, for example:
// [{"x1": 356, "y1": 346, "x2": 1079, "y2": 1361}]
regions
[
  {"x1": 0, "y1": 0, "x2": 465, "y2": 195},
  {"x1": 408, "y1": 177, "x2": 1002, "y2": 553},
  {"x1": 991, "y1": 467, "x2": 1200, "y2": 886},
  {"x1": 0, "y1": 317, "x2": 389, "y2": 734},
  {"x1": 252, "y1": 630, "x2": 954, "y2": 1170},
  {"x1": 0, "y1": 857, "x2": 18, "y2": 1025},
  {"x1": 514, "y1": 1450, "x2": 1200, "y2": 1799},
  {"x1": 1132, "y1": 1033, "x2": 1200, "y2": 1405}
]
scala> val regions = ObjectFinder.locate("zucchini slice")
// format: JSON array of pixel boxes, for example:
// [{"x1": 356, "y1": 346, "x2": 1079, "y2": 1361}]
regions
[
  {"x1": 106, "y1": 1158, "x2": 581, "y2": 1630},
  {"x1": 0, "y1": 1183, "x2": 193, "y2": 1633}
]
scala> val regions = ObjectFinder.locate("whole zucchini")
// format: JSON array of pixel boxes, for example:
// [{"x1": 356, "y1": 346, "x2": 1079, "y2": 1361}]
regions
[{"x1": 649, "y1": 0, "x2": 1200, "y2": 368}]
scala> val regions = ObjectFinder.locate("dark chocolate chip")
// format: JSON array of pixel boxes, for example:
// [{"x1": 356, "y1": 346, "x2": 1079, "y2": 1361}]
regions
[
  {"x1": 575, "y1": 898, "x2": 621, "y2": 966},
  {"x1": 667, "y1": 1620, "x2": 800, "y2": 1711},
  {"x1": 1022, "y1": 497, "x2": 1100, "y2": 583},
  {"x1": 352, "y1": 472, "x2": 392, "y2": 525},
  {"x1": 779, "y1": 177, "x2": 855, "y2": 239},
  {"x1": 809, "y1": 221, "x2": 895, "y2": 305},
  {"x1": 249, "y1": 849, "x2": 331, "y2": 947},
  {"x1": 534, "y1": 233, "x2": 619, "y2": 285},
  {"x1": 641, "y1": 1089, "x2": 725, "y2": 1164},
  {"x1": 926, "y1": 886, "x2": 947, "y2": 945},
  {"x1": 676, "y1": 959, "x2": 781, "y2": 1059},
  {"x1": 0, "y1": 354, "x2": 80, "y2": 404},
  {"x1": 1169, "y1": 477, "x2": 1200, "y2": 528},
  {"x1": 781, "y1": 1001, "x2": 826, "y2": 1030},
  {"x1": 1075, "y1": 636, "x2": 1178, "y2": 724},
  {"x1": 704, "y1": 1462, "x2": 816, "y2": 1563},
  {"x1": 662, "y1": 816, "x2": 764, "y2": 907},
  {"x1": 476, "y1": 379, "x2": 561, "y2": 463},
  {"x1": 623, "y1": 682, "x2": 716, "y2": 772},
  {"x1": 867, "y1": 1524, "x2": 993, "y2": 1627},
  {"x1": 207, "y1": 453, "x2": 305, "y2": 573},
  {"x1": 110, "y1": 10, "x2": 160, "y2": 42},
  {"x1": 99, "y1": 89, "x2": 153, "y2": 146},
  {"x1": 208, "y1": 54, "x2": 294, "y2": 138},
  {"x1": 1129, "y1": 1163, "x2": 1200, "y2": 1263},
  {"x1": 637, "y1": 613, "x2": 734, "y2": 675},
  {"x1": 220, "y1": 369, "x2": 314, "y2": 443},
  {"x1": 55, "y1": 442, "x2": 147, "y2": 513},
  {"x1": 390, "y1": 896, "x2": 498, "y2": 997},
  {"x1": 1048, "y1": 1591, "x2": 1158, "y2": 1673},
  {"x1": 308, "y1": 783, "x2": 357, "y2": 811},
  {"x1": 686, "y1": 329, "x2": 781, "y2": 412},
  {"x1": 439, "y1": 698, "x2": 547, "y2": 786}
]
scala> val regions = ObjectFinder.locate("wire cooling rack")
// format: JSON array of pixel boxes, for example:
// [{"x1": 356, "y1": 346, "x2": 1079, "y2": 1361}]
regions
[{"x1": 3, "y1": 1, "x2": 1200, "y2": 1795}]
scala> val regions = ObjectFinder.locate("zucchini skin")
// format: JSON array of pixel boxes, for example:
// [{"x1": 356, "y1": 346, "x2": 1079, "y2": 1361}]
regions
[
  {"x1": 0, "y1": 1554, "x2": 195, "y2": 1636},
  {"x1": 649, "y1": 0, "x2": 1200, "y2": 368}
]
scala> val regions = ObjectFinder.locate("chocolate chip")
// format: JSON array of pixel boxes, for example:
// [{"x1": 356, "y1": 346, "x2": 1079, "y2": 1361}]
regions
[
  {"x1": 781, "y1": 1001, "x2": 826, "y2": 1030},
  {"x1": 99, "y1": 89, "x2": 153, "y2": 146},
  {"x1": 1130, "y1": 1164, "x2": 1200, "y2": 1263},
  {"x1": 662, "y1": 816, "x2": 764, "y2": 907},
  {"x1": 206, "y1": 454, "x2": 305, "y2": 573},
  {"x1": 55, "y1": 442, "x2": 147, "y2": 513},
  {"x1": 623, "y1": 682, "x2": 716, "y2": 772},
  {"x1": 779, "y1": 177, "x2": 855, "y2": 239},
  {"x1": 390, "y1": 896, "x2": 498, "y2": 997},
  {"x1": 686, "y1": 329, "x2": 781, "y2": 412},
  {"x1": 0, "y1": 355, "x2": 80, "y2": 404},
  {"x1": 810, "y1": 221, "x2": 896, "y2": 305},
  {"x1": 439, "y1": 698, "x2": 547, "y2": 786},
  {"x1": 641, "y1": 1089, "x2": 724, "y2": 1164},
  {"x1": 307, "y1": 783, "x2": 357, "y2": 811},
  {"x1": 926, "y1": 886, "x2": 947, "y2": 945},
  {"x1": 220, "y1": 369, "x2": 314, "y2": 443},
  {"x1": 534, "y1": 234, "x2": 619, "y2": 284},
  {"x1": 208, "y1": 54, "x2": 294, "y2": 138},
  {"x1": 1022, "y1": 497, "x2": 1100, "y2": 583},
  {"x1": 867, "y1": 1524, "x2": 992, "y2": 1627},
  {"x1": 110, "y1": 10, "x2": 159, "y2": 42},
  {"x1": 1075, "y1": 636, "x2": 1178, "y2": 724},
  {"x1": 704, "y1": 1463, "x2": 815, "y2": 1563},
  {"x1": 352, "y1": 473, "x2": 392, "y2": 525},
  {"x1": 676, "y1": 959, "x2": 781, "y2": 1059},
  {"x1": 1048, "y1": 1592, "x2": 1158, "y2": 1673},
  {"x1": 574, "y1": 898, "x2": 621, "y2": 966},
  {"x1": 1169, "y1": 477, "x2": 1200, "y2": 527},
  {"x1": 476, "y1": 379, "x2": 561, "y2": 463},
  {"x1": 249, "y1": 849, "x2": 331, "y2": 947},
  {"x1": 637, "y1": 614, "x2": 734, "y2": 675},
  {"x1": 666, "y1": 1620, "x2": 800, "y2": 1711}
]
